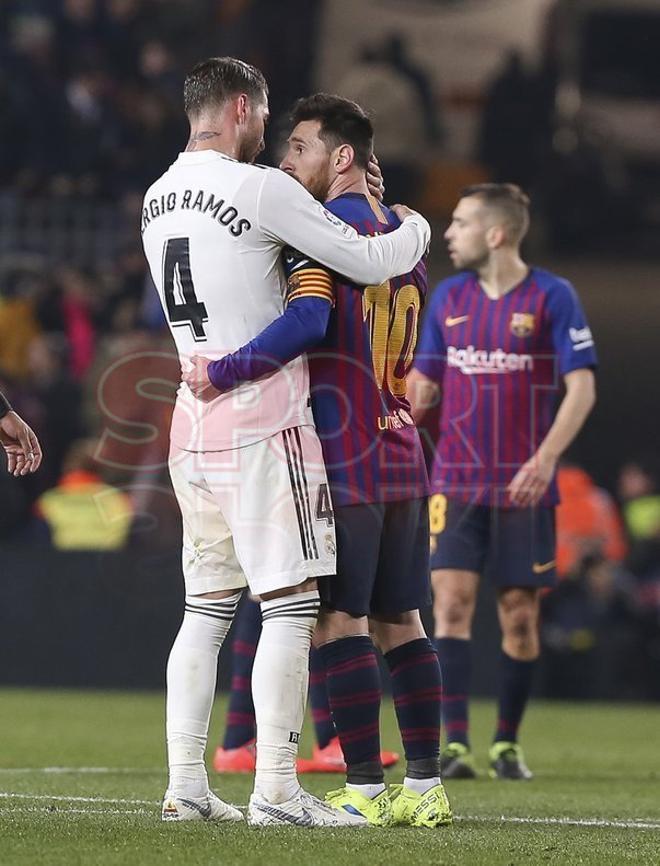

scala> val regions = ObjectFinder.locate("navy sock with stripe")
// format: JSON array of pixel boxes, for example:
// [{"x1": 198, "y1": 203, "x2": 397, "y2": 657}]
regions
[
  {"x1": 384, "y1": 638, "x2": 442, "y2": 778},
  {"x1": 434, "y1": 637, "x2": 471, "y2": 747},
  {"x1": 223, "y1": 597, "x2": 261, "y2": 749},
  {"x1": 318, "y1": 635, "x2": 384, "y2": 784},
  {"x1": 494, "y1": 651, "x2": 536, "y2": 743},
  {"x1": 309, "y1": 648, "x2": 335, "y2": 750}
]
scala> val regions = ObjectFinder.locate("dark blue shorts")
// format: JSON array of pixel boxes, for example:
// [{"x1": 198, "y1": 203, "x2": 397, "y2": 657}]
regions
[
  {"x1": 429, "y1": 495, "x2": 557, "y2": 588},
  {"x1": 319, "y1": 497, "x2": 432, "y2": 617}
]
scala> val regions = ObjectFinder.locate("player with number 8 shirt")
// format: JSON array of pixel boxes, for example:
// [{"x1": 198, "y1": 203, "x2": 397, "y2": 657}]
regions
[{"x1": 409, "y1": 183, "x2": 597, "y2": 781}]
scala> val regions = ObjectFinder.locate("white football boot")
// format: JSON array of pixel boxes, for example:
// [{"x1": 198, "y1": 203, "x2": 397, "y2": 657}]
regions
[
  {"x1": 247, "y1": 787, "x2": 367, "y2": 827},
  {"x1": 161, "y1": 790, "x2": 243, "y2": 822}
]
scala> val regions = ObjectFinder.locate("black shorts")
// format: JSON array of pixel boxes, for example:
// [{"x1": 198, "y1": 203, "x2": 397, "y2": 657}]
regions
[
  {"x1": 319, "y1": 498, "x2": 432, "y2": 617},
  {"x1": 429, "y1": 495, "x2": 557, "y2": 588}
]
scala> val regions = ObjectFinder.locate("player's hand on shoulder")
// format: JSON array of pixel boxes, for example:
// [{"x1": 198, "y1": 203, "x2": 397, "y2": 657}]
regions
[
  {"x1": 366, "y1": 154, "x2": 385, "y2": 202},
  {"x1": 182, "y1": 355, "x2": 221, "y2": 403},
  {"x1": 390, "y1": 203, "x2": 417, "y2": 221},
  {"x1": 0, "y1": 411, "x2": 43, "y2": 476},
  {"x1": 507, "y1": 451, "x2": 557, "y2": 508}
]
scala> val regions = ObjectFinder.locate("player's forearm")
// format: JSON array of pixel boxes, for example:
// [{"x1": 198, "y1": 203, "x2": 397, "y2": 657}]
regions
[
  {"x1": 260, "y1": 171, "x2": 430, "y2": 285},
  {"x1": 284, "y1": 212, "x2": 429, "y2": 287},
  {"x1": 334, "y1": 214, "x2": 431, "y2": 286},
  {"x1": 537, "y1": 370, "x2": 596, "y2": 460},
  {"x1": 207, "y1": 297, "x2": 331, "y2": 392},
  {"x1": 316, "y1": 214, "x2": 431, "y2": 285}
]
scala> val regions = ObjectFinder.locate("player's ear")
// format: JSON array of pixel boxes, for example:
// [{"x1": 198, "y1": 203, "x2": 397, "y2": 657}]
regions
[
  {"x1": 486, "y1": 224, "x2": 506, "y2": 250},
  {"x1": 235, "y1": 93, "x2": 249, "y2": 124},
  {"x1": 334, "y1": 144, "x2": 355, "y2": 174}
]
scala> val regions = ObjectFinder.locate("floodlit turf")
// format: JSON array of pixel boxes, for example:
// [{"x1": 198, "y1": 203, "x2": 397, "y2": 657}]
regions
[{"x1": 1, "y1": 690, "x2": 659, "y2": 865}]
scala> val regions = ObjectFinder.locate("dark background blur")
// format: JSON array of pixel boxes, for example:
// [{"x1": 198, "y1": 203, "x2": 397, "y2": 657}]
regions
[{"x1": 0, "y1": 0, "x2": 658, "y2": 699}]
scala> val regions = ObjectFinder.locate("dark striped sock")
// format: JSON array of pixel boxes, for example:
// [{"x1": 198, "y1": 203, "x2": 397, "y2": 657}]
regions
[
  {"x1": 309, "y1": 648, "x2": 335, "y2": 750},
  {"x1": 384, "y1": 638, "x2": 441, "y2": 777},
  {"x1": 223, "y1": 597, "x2": 262, "y2": 750},
  {"x1": 318, "y1": 635, "x2": 384, "y2": 784},
  {"x1": 434, "y1": 637, "x2": 471, "y2": 747},
  {"x1": 494, "y1": 652, "x2": 536, "y2": 743}
]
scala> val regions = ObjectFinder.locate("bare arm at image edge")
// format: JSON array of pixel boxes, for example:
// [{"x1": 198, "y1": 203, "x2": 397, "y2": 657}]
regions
[{"x1": 0, "y1": 392, "x2": 43, "y2": 476}]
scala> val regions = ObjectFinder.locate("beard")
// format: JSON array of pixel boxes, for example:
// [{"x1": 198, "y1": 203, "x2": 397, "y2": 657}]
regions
[
  {"x1": 238, "y1": 131, "x2": 264, "y2": 164},
  {"x1": 286, "y1": 166, "x2": 330, "y2": 203},
  {"x1": 305, "y1": 172, "x2": 331, "y2": 203}
]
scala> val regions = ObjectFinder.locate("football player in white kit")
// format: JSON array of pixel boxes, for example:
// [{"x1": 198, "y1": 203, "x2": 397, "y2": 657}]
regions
[{"x1": 141, "y1": 57, "x2": 430, "y2": 827}]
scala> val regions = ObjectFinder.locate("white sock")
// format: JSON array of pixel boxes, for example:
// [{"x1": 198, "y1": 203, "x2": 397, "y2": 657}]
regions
[
  {"x1": 252, "y1": 590, "x2": 320, "y2": 804},
  {"x1": 404, "y1": 776, "x2": 441, "y2": 795},
  {"x1": 346, "y1": 782, "x2": 386, "y2": 799},
  {"x1": 166, "y1": 592, "x2": 241, "y2": 798}
]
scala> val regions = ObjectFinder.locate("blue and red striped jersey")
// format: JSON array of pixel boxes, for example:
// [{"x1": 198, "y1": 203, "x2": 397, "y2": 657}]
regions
[
  {"x1": 414, "y1": 268, "x2": 597, "y2": 507},
  {"x1": 306, "y1": 192, "x2": 429, "y2": 506}
]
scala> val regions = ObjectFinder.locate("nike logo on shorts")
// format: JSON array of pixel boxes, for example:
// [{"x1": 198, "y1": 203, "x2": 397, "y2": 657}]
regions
[{"x1": 532, "y1": 560, "x2": 556, "y2": 574}]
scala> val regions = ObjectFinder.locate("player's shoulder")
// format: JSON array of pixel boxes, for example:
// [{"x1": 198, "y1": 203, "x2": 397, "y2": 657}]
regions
[
  {"x1": 376, "y1": 200, "x2": 401, "y2": 228},
  {"x1": 326, "y1": 193, "x2": 392, "y2": 228},
  {"x1": 324, "y1": 193, "x2": 364, "y2": 221},
  {"x1": 201, "y1": 154, "x2": 275, "y2": 190},
  {"x1": 428, "y1": 271, "x2": 471, "y2": 308},
  {"x1": 531, "y1": 267, "x2": 579, "y2": 303},
  {"x1": 158, "y1": 152, "x2": 273, "y2": 185}
]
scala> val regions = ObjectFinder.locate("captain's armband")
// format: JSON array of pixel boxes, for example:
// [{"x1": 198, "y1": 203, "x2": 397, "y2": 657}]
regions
[{"x1": 283, "y1": 247, "x2": 335, "y2": 307}]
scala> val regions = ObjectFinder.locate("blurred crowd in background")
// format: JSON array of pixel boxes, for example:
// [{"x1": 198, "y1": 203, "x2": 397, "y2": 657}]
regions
[
  {"x1": 0, "y1": 0, "x2": 319, "y2": 533},
  {"x1": 1, "y1": 0, "x2": 659, "y2": 699}
]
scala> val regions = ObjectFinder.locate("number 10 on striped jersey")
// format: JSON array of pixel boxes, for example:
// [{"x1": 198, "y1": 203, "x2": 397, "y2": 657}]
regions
[{"x1": 363, "y1": 282, "x2": 421, "y2": 397}]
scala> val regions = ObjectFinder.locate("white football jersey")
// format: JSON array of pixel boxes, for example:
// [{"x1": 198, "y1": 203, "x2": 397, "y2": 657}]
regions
[{"x1": 141, "y1": 150, "x2": 430, "y2": 451}]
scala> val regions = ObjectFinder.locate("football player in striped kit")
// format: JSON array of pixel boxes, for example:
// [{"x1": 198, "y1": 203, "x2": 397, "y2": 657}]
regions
[
  {"x1": 409, "y1": 184, "x2": 597, "y2": 780},
  {"x1": 142, "y1": 57, "x2": 430, "y2": 826},
  {"x1": 189, "y1": 94, "x2": 451, "y2": 828}
]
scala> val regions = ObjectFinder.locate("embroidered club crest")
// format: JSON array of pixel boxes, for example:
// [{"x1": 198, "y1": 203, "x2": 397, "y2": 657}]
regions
[{"x1": 510, "y1": 312, "x2": 535, "y2": 338}]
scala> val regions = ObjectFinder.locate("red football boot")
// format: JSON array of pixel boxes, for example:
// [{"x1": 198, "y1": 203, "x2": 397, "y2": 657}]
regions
[
  {"x1": 212, "y1": 740, "x2": 256, "y2": 773},
  {"x1": 297, "y1": 736, "x2": 399, "y2": 773}
]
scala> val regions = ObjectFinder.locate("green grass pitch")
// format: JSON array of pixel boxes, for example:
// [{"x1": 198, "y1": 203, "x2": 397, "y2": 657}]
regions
[{"x1": 0, "y1": 689, "x2": 659, "y2": 865}]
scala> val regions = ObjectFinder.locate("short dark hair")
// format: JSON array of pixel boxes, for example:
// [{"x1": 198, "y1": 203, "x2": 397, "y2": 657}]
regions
[
  {"x1": 183, "y1": 57, "x2": 268, "y2": 117},
  {"x1": 460, "y1": 183, "x2": 530, "y2": 243},
  {"x1": 289, "y1": 93, "x2": 373, "y2": 169}
]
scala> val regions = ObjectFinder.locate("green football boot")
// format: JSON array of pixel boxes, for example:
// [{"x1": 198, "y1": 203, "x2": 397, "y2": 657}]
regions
[
  {"x1": 389, "y1": 783, "x2": 453, "y2": 828},
  {"x1": 324, "y1": 786, "x2": 393, "y2": 826},
  {"x1": 440, "y1": 742, "x2": 478, "y2": 779},
  {"x1": 489, "y1": 741, "x2": 533, "y2": 780}
]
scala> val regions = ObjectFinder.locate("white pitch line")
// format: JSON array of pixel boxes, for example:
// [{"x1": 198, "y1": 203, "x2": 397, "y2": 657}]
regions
[
  {"x1": 456, "y1": 814, "x2": 660, "y2": 831},
  {"x1": 0, "y1": 792, "x2": 658, "y2": 832},
  {"x1": 0, "y1": 767, "x2": 161, "y2": 775},
  {"x1": 0, "y1": 792, "x2": 158, "y2": 806},
  {"x1": 1, "y1": 806, "x2": 152, "y2": 816}
]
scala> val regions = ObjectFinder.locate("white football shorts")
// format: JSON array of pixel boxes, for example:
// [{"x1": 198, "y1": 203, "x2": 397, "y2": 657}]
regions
[{"x1": 169, "y1": 425, "x2": 336, "y2": 597}]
